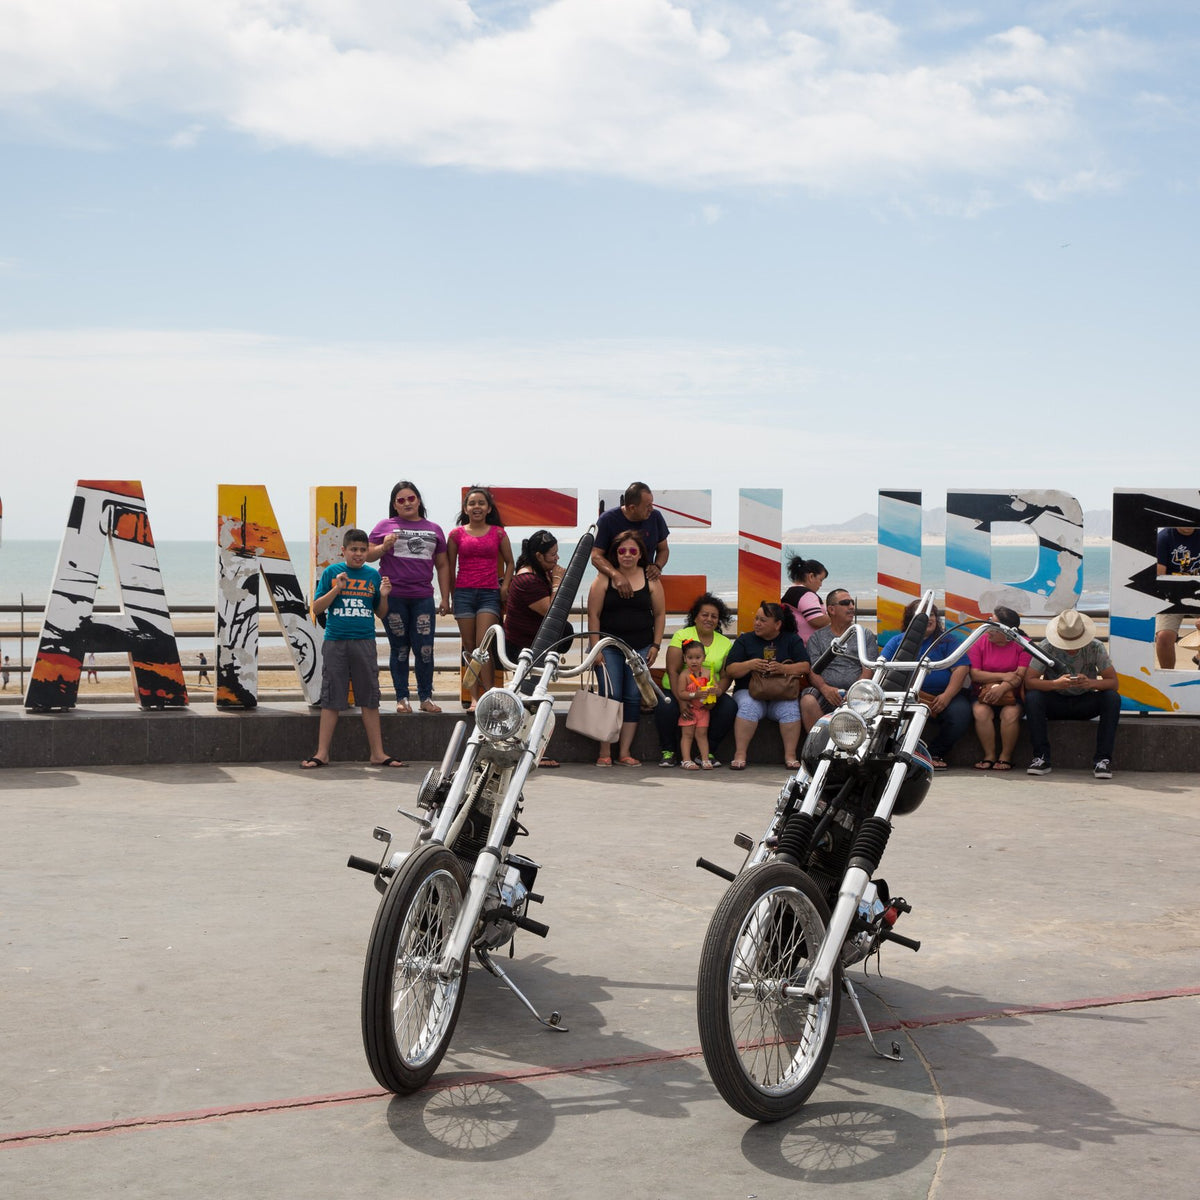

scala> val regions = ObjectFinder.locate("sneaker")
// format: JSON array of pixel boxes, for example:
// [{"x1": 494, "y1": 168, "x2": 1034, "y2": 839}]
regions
[
  {"x1": 707, "y1": 754, "x2": 723, "y2": 769},
  {"x1": 658, "y1": 752, "x2": 677, "y2": 769},
  {"x1": 1093, "y1": 759, "x2": 1113, "y2": 779},
  {"x1": 1027, "y1": 756, "x2": 1052, "y2": 776}
]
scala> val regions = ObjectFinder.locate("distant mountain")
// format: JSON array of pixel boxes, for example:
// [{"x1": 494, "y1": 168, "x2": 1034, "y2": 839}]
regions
[{"x1": 787, "y1": 507, "x2": 1112, "y2": 539}]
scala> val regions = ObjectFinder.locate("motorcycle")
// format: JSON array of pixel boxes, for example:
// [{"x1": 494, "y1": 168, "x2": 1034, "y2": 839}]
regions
[
  {"x1": 694, "y1": 592, "x2": 1052, "y2": 1121},
  {"x1": 347, "y1": 527, "x2": 661, "y2": 1094}
]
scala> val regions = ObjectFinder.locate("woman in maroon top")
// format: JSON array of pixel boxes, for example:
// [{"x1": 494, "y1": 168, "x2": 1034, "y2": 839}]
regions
[{"x1": 503, "y1": 530, "x2": 565, "y2": 656}]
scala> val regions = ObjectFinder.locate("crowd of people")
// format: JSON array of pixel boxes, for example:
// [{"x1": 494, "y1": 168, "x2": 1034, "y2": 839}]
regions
[{"x1": 300, "y1": 477, "x2": 1130, "y2": 778}]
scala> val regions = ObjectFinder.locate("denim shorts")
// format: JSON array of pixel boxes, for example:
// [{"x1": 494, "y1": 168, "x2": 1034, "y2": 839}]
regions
[{"x1": 453, "y1": 587, "x2": 502, "y2": 619}]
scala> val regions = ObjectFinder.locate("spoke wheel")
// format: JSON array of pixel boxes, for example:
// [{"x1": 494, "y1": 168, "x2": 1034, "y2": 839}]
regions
[
  {"x1": 362, "y1": 845, "x2": 470, "y2": 1094},
  {"x1": 697, "y1": 861, "x2": 842, "y2": 1122}
]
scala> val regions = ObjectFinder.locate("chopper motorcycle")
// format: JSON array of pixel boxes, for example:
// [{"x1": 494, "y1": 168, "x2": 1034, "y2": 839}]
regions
[
  {"x1": 347, "y1": 527, "x2": 661, "y2": 1094},
  {"x1": 694, "y1": 592, "x2": 1052, "y2": 1121}
]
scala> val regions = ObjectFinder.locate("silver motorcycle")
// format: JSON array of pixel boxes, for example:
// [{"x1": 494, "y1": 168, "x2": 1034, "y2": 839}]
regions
[
  {"x1": 348, "y1": 527, "x2": 660, "y2": 1094},
  {"x1": 694, "y1": 592, "x2": 1052, "y2": 1121}
]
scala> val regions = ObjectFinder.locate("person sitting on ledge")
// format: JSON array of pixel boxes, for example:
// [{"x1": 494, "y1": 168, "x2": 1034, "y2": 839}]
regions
[
  {"x1": 801, "y1": 589, "x2": 877, "y2": 732},
  {"x1": 1024, "y1": 609, "x2": 1121, "y2": 780}
]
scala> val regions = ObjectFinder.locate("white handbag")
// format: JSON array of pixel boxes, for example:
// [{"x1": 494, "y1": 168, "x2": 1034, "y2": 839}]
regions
[{"x1": 565, "y1": 660, "x2": 623, "y2": 743}]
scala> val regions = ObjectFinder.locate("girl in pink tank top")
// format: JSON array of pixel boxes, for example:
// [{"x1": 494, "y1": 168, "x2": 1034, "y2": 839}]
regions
[{"x1": 447, "y1": 487, "x2": 514, "y2": 708}]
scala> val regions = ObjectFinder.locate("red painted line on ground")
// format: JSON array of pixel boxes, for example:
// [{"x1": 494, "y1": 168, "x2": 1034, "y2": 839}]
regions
[{"x1": 4, "y1": 985, "x2": 1196, "y2": 1150}]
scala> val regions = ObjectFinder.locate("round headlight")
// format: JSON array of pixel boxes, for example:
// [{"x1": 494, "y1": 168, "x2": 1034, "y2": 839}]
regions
[
  {"x1": 828, "y1": 708, "x2": 869, "y2": 752},
  {"x1": 844, "y1": 679, "x2": 884, "y2": 720},
  {"x1": 474, "y1": 688, "x2": 525, "y2": 741}
]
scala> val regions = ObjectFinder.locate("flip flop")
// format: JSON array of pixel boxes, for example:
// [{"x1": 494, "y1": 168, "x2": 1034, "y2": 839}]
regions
[
  {"x1": 784, "y1": 759, "x2": 801, "y2": 770},
  {"x1": 300, "y1": 757, "x2": 327, "y2": 770},
  {"x1": 993, "y1": 760, "x2": 1014, "y2": 772},
  {"x1": 371, "y1": 757, "x2": 406, "y2": 769},
  {"x1": 537, "y1": 758, "x2": 561, "y2": 769},
  {"x1": 419, "y1": 700, "x2": 442, "y2": 714},
  {"x1": 931, "y1": 758, "x2": 949, "y2": 772},
  {"x1": 729, "y1": 760, "x2": 748, "y2": 771},
  {"x1": 616, "y1": 756, "x2": 641, "y2": 766},
  {"x1": 595, "y1": 757, "x2": 613, "y2": 767},
  {"x1": 974, "y1": 760, "x2": 995, "y2": 771},
  {"x1": 395, "y1": 700, "x2": 412, "y2": 714}
]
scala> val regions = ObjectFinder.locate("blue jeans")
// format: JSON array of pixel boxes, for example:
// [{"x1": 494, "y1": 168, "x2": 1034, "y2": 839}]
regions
[
  {"x1": 384, "y1": 595, "x2": 436, "y2": 703},
  {"x1": 598, "y1": 645, "x2": 649, "y2": 725},
  {"x1": 925, "y1": 691, "x2": 972, "y2": 759}
]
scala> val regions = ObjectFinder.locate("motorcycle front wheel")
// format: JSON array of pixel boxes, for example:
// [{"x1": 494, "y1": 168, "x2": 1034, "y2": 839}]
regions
[
  {"x1": 696, "y1": 861, "x2": 842, "y2": 1122},
  {"x1": 361, "y1": 844, "x2": 470, "y2": 1094}
]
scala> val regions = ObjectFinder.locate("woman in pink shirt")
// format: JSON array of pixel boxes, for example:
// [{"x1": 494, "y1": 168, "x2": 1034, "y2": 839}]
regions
[
  {"x1": 447, "y1": 487, "x2": 514, "y2": 708},
  {"x1": 968, "y1": 605, "x2": 1032, "y2": 771}
]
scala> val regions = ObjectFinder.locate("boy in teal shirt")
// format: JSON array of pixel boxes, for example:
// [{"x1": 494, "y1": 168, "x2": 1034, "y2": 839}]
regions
[{"x1": 302, "y1": 529, "x2": 404, "y2": 769}]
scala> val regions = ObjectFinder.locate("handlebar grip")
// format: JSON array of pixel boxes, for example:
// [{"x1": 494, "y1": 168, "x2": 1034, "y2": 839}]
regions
[
  {"x1": 462, "y1": 653, "x2": 484, "y2": 692},
  {"x1": 880, "y1": 612, "x2": 929, "y2": 691},
  {"x1": 811, "y1": 646, "x2": 836, "y2": 675}
]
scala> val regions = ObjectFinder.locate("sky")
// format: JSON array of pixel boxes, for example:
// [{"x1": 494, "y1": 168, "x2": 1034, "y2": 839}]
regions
[{"x1": 1, "y1": 0, "x2": 1196, "y2": 542}]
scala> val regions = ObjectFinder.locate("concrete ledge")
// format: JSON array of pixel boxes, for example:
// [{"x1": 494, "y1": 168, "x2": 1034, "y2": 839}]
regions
[{"x1": 0, "y1": 701, "x2": 1196, "y2": 771}]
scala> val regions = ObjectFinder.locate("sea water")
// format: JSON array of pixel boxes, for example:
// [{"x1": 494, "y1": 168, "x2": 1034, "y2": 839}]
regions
[{"x1": 0, "y1": 538, "x2": 1114, "y2": 610}]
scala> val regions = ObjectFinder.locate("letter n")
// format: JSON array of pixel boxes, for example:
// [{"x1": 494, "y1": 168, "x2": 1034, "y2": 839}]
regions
[
  {"x1": 217, "y1": 485, "x2": 322, "y2": 708},
  {"x1": 26, "y1": 481, "x2": 186, "y2": 711}
]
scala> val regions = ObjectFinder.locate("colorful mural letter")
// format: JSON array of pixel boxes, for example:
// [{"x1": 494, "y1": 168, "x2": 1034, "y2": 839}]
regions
[
  {"x1": 310, "y1": 487, "x2": 357, "y2": 599},
  {"x1": 460, "y1": 487, "x2": 578, "y2": 528},
  {"x1": 597, "y1": 489, "x2": 712, "y2": 529},
  {"x1": 944, "y1": 490, "x2": 1083, "y2": 624},
  {"x1": 217, "y1": 485, "x2": 322, "y2": 708},
  {"x1": 737, "y1": 489, "x2": 782, "y2": 634},
  {"x1": 1110, "y1": 489, "x2": 1200, "y2": 714},
  {"x1": 877, "y1": 490, "x2": 922, "y2": 639},
  {"x1": 26, "y1": 481, "x2": 186, "y2": 711}
]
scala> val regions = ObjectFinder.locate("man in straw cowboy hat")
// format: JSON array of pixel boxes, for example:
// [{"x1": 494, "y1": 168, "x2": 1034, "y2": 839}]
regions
[{"x1": 1024, "y1": 609, "x2": 1121, "y2": 779}]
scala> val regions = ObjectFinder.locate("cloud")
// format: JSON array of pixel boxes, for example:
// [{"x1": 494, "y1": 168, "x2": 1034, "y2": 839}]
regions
[{"x1": 0, "y1": 0, "x2": 1149, "y2": 194}]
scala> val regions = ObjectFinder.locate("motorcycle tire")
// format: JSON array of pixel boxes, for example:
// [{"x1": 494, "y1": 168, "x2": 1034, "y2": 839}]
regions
[
  {"x1": 361, "y1": 844, "x2": 470, "y2": 1094},
  {"x1": 696, "y1": 861, "x2": 842, "y2": 1122}
]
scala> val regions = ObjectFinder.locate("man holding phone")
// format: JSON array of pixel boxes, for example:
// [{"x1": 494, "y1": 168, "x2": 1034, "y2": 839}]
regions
[{"x1": 1024, "y1": 609, "x2": 1121, "y2": 779}]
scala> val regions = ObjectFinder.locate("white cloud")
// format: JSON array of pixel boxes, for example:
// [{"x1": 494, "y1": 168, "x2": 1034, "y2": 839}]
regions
[{"x1": 0, "y1": 0, "x2": 1147, "y2": 194}]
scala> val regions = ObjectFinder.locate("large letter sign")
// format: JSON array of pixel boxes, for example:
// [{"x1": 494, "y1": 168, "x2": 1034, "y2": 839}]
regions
[
  {"x1": 1110, "y1": 489, "x2": 1200, "y2": 713},
  {"x1": 944, "y1": 490, "x2": 1083, "y2": 624},
  {"x1": 216, "y1": 485, "x2": 322, "y2": 708},
  {"x1": 27, "y1": 481, "x2": 186, "y2": 710}
]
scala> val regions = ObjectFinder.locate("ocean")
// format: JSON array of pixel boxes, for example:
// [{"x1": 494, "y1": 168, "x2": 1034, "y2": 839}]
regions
[{"x1": 0, "y1": 538, "x2": 1114, "y2": 610}]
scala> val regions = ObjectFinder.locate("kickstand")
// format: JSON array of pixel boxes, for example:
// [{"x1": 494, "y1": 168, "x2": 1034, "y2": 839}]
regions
[
  {"x1": 475, "y1": 947, "x2": 568, "y2": 1032},
  {"x1": 842, "y1": 977, "x2": 902, "y2": 1061}
]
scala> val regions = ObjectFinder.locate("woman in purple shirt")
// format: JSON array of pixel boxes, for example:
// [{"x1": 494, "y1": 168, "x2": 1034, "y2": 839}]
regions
[{"x1": 368, "y1": 480, "x2": 451, "y2": 714}]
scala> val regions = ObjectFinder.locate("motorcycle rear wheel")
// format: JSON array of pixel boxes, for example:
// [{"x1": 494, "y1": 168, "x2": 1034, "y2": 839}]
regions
[
  {"x1": 696, "y1": 861, "x2": 842, "y2": 1122},
  {"x1": 361, "y1": 844, "x2": 470, "y2": 1094}
]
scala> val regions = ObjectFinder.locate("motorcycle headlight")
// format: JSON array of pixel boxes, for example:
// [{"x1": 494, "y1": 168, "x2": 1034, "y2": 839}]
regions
[
  {"x1": 828, "y1": 708, "x2": 869, "y2": 752},
  {"x1": 844, "y1": 679, "x2": 884, "y2": 721},
  {"x1": 474, "y1": 688, "x2": 525, "y2": 741}
]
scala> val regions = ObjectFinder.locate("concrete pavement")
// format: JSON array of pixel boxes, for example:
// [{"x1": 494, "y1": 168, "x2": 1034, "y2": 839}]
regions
[{"x1": 1, "y1": 760, "x2": 1197, "y2": 1198}]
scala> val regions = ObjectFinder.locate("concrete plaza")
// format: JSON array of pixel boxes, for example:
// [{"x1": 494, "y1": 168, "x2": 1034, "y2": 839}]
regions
[{"x1": 1, "y1": 760, "x2": 1197, "y2": 1199}]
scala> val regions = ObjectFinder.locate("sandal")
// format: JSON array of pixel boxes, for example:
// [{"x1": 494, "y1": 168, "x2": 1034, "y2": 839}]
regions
[
  {"x1": 993, "y1": 759, "x2": 1013, "y2": 772},
  {"x1": 700, "y1": 759, "x2": 714, "y2": 771},
  {"x1": 419, "y1": 699, "x2": 442, "y2": 714},
  {"x1": 370, "y1": 757, "x2": 406, "y2": 769},
  {"x1": 616, "y1": 756, "x2": 641, "y2": 766},
  {"x1": 596, "y1": 757, "x2": 613, "y2": 767},
  {"x1": 973, "y1": 759, "x2": 995, "y2": 771},
  {"x1": 395, "y1": 700, "x2": 412, "y2": 714},
  {"x1": 537, "y1": 758, "x2": 561, "y2": 769},
  {"x1": 931, "y1": 757, "x2": 949, "y2": 772},
  {"x1": 729, "y1": 760, "x2": 747, "y2": 771},
  {"x1": 784, "y1": 759, "x2": 801, "y2": 770},
  {"x1": 681, "y1": 760, "x2": 700, "y2": 771},
  {"x1": 300, "y1": 756, "x2": 327, "y2": 770}
]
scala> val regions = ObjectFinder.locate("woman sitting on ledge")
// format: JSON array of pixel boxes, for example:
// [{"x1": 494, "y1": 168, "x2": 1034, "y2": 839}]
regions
[{"x1": 722, "y1": 602, "x2": 810, "y2": 771}]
